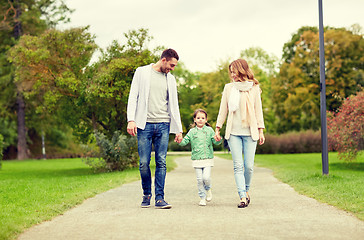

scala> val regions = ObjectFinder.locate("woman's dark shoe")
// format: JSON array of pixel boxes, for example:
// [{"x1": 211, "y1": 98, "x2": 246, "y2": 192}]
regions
[
  {"x1": 237, "y1": 199, "x2": 247, "y2": 208},
  {"x1": 246, "y1": 196, "x2": 251, "y2": 206}
]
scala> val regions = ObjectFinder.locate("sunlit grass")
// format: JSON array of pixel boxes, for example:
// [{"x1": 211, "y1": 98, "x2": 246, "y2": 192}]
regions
[
  {"x1": 219, "y1": 152, "x2": 364, "y2": 221},
  {"x1": 0, "y1": 157, "x2": 177, "y2": 240}
]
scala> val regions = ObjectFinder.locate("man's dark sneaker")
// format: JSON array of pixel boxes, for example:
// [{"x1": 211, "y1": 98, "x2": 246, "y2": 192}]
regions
[
  {"x1": 155, "y1": 199, "x2": 172, "y2": 209},
  {"x1": 141, "y1": 195, "x2": 151, "y2": 208}
]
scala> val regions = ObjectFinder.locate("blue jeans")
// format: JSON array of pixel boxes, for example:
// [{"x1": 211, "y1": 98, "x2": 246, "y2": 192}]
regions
[
  {"x1": 227, "y1": 135, "x2": 257, "y2": 199},
  {"x1": 137, "y1": 122, "x2": 170, "y2": 201},
  {"x1": 195, "y1": 166, "x2": 211, "y2": 199}
]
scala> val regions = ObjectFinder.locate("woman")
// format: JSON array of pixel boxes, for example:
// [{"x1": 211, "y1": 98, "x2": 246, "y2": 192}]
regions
[{"x1": 214, "y1": 59, "x2": 265, "y2": 208}]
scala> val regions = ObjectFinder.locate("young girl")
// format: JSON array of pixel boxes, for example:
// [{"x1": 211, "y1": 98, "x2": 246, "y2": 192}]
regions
[{"x1": 179, "y1": 109, "x2": 222, "y2": 206}]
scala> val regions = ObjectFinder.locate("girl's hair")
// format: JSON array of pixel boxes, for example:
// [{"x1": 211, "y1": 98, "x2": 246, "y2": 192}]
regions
[
  {"x1": 229, "y1": 59, "x2": 259, "y2": 85},
  {"x1": 191, "y1": 109, "x2": 211, "y2": 127}
]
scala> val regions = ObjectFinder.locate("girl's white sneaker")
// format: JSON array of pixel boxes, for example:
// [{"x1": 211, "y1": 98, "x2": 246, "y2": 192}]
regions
[
  {"x1": 199, "y1": 198, "x2": 207, "y2": 206},
  {"x1": 206, "y1": 189, "x2": 212, "y2": 202}
]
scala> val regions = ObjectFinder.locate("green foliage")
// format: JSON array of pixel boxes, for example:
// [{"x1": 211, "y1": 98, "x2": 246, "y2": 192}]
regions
[
  {"x1": 178, "y1": 47, "x2": 279, "y2": 136},
  {"x1": 0, "y1": 0, "x2": 72, "y2": 36},
  {"x1": 83, "y1": 131, "x2": 138, "y2": 172},
  {"x1": 327, "y1": 91, "x2": 364, "y2": 160},
  {"x1": 195, "y1": 61, "x2": 230, "y2": 133},
  {"x1": 273, "y1": 25, "x2": 364, "y2": 133},
  {"x1": 72, "y1": 28, "x2": 160, "y2": 141},
  {"x1": 240, "y1": 47, "x2": 279, "y2": 133},
  {"x1": 8, "y1": 27, "x2": 97, "y2": 99},
  {"x1": 8, "y1": 27, "x2": 97, "y2": 144},
  {"x1": 168, "y1": 139, "x2": 191, "y2": 152},
  {"x1": 0, "y1": 134, "x2": 3, "y2": 168},
  {"x1": 0, "y1": 0, "x2": 74, "y2": 160},
  {"x1": 173, "y1": 62, "x2": 203, "y2": 132},
  {"x1": 0, "y1": 118, "x2": 17, "y2": 150}
]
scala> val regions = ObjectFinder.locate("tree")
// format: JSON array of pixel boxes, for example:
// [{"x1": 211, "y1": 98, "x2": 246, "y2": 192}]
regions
[
  {"x1": 75, "y1": 28, "x2": 160, "y2": 141},
  {"x1": 327, "y1": 90, "x2": 364, "y2": 160},
  {"x1": 8, "y1": 27, "x2": 97, "y2": 143},
  {"x1": 173, "y1": 62, "x2": 203, "y2": 132},
  {"x1": 240, "y1": 47, "x2": 279, "y2": 133},
  {"x1": 190, "y1": 47, "x2": 279, "y2": 136},
  {"x1": 0, "y1": 0, "x2": 73, "y2": 159},
  {"x1": 272, "y1": 25, "x2": 364, "y2": 133},
  {"x1": 195, "y1": 61, "x2": 230, "y2": 135}
]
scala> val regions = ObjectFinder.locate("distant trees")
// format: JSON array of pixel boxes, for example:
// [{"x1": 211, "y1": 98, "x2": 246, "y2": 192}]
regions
[
  {"x1": 2, "y1": 19, "x2": 363, "y2": 162},
  {"x1": 0, "y1": 0, "x2": 73, "y2": 159},
  {"x1": 9, "y1": 27, "x2": 161, "y2": 144},
  {"x1": 272, "y1": 25, "x2": 364, "y2": 133},
  {"x1": 240, "y1": 47, "x2": 278, "y2": 133},
  {"x1": 178, "y1": 47, "x2": 279, "y2": 136},
  {"x1": 8, "y1": 27, "x2": 97, "y2": 144},
  {"x1": 78, "y1": 28, "x2": 159, "y2": 141}
]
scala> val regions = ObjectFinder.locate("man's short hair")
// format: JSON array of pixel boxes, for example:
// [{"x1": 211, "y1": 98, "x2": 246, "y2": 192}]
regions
[{"x1": 161, "y1": 48, "x2": 179, "y2": 61}]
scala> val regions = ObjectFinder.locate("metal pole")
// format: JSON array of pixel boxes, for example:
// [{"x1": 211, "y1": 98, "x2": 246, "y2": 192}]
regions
[{"x1": 318, "y1": 0, "x2": 329, "y2": 175}]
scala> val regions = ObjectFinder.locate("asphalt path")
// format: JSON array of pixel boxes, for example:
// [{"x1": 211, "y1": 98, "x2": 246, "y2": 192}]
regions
[{"x1": 18, "y1": 156, "x2": 364, "y2": 240}]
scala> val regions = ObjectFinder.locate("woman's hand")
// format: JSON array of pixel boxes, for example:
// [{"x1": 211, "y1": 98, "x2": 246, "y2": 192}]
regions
[
  {"x1": 258, "y1": 128, "x2": 265, "y2": 145},
  {"x1": 214, "y1": 128, "x2": 221, "y2": 142}
]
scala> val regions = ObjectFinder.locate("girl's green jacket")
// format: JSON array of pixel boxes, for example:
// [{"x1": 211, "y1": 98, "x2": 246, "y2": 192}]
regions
[{"x1": 179, "y1": 125, "x2": 222, "y2": 160}]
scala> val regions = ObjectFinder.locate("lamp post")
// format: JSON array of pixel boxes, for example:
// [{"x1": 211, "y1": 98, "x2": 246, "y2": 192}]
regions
[{"x1": 318, "y1": 0, "x2": 329, "y2": 175}]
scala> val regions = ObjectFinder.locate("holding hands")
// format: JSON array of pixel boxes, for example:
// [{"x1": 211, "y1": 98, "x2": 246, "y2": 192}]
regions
[
  {"x1": 214, "y1": 127, "x2": 221, "y2": 142},
  {"x1": 174, "y1": 133, "x2": 183, "y2": 143}
]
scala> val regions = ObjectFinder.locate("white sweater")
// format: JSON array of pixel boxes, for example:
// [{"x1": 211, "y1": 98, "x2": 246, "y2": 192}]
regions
[{"x1": 127, "y1": 64, "x2": 183, "y2": 134}]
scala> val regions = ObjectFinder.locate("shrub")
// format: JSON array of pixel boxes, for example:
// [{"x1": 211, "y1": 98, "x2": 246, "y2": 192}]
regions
[
  {"x1": 327, "y1": 91, "x2": 364, "y2": 161},
  {"x1": 0, "y1": 134, "x2": 3, "y2": 169},
  {"x1": 83, "y1": 131, "x2": 138, "y2": 172},
  {"x1": 168, "y1": 140, "x2": 191, "y2": 151},
  {"x1": 256, "y1": 130, "x2": 322, "y2": 154}
]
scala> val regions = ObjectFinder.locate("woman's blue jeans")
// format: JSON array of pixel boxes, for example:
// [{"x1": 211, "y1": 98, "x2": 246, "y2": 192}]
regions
[
  {"x1": 137, "y1": 122, "x2": 170, "y2": 201},
  {"x1": 227, "y1": 135, "x2": 257, "y2": 199}
]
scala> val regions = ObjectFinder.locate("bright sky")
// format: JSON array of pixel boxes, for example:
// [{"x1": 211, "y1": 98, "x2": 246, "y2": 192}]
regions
[{"x1": 60, "y1": 0, "x2": 364, "y2": 73}]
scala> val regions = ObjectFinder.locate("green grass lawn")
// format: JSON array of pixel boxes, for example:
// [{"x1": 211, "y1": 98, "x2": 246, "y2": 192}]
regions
[
  {"x1": 219, "y1": 152, "x2": 364, "y2": 221},
  {"x1": 0, "y1": 157, "x2": 177, "y2": 240}
]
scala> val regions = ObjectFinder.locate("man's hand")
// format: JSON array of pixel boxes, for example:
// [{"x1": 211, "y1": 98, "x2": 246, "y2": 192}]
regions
[
  {"x1": 127, "y1": 121, "x2": 137, "y2": 136},
  {"x1": 174, "y1": 132, "x2": 182, "y2": 143}
]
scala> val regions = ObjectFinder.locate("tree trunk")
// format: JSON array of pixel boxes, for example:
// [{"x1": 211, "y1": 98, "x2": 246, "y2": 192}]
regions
[
  {"x1": 13, "y1": 0, "x2": 28, "y2": 160},
  {"x1": 17, "y1": 91, "x2": 28, "y2": 160}
]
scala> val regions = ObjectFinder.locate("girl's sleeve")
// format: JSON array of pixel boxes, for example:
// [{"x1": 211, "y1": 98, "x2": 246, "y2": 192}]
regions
[{"x1": 179, "y1": 130, "x2": 192, "y2": 146}]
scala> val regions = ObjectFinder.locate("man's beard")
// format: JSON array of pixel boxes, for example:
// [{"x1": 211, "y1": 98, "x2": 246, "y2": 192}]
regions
[{"x1": 160, "y1": 66, "x2": 169, "y2": 74}]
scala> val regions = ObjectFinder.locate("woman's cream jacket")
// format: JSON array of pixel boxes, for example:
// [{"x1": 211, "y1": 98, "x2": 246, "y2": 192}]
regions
[{"x1": 216, "y1": 82, "x2": 265, "y2": 141}]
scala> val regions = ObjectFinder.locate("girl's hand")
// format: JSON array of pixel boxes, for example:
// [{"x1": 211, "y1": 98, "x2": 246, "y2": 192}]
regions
[{"x1": 259, "y1": 129, "x2": 265, "y2": 145}]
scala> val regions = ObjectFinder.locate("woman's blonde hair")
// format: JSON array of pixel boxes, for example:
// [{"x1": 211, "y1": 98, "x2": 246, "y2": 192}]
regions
[{"x1": 229, "y1": 59, "x2": 259, "y2": 85}]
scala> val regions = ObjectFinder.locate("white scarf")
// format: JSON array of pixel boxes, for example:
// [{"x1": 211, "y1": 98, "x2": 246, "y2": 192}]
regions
[{"x1": 228, "y1": 81, "x2": 254, "y2": 127}]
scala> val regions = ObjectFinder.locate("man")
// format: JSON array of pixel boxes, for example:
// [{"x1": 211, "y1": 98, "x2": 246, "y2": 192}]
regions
[{"x1": 127, "y1": 49, "x2": 183, "y2": 209}]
